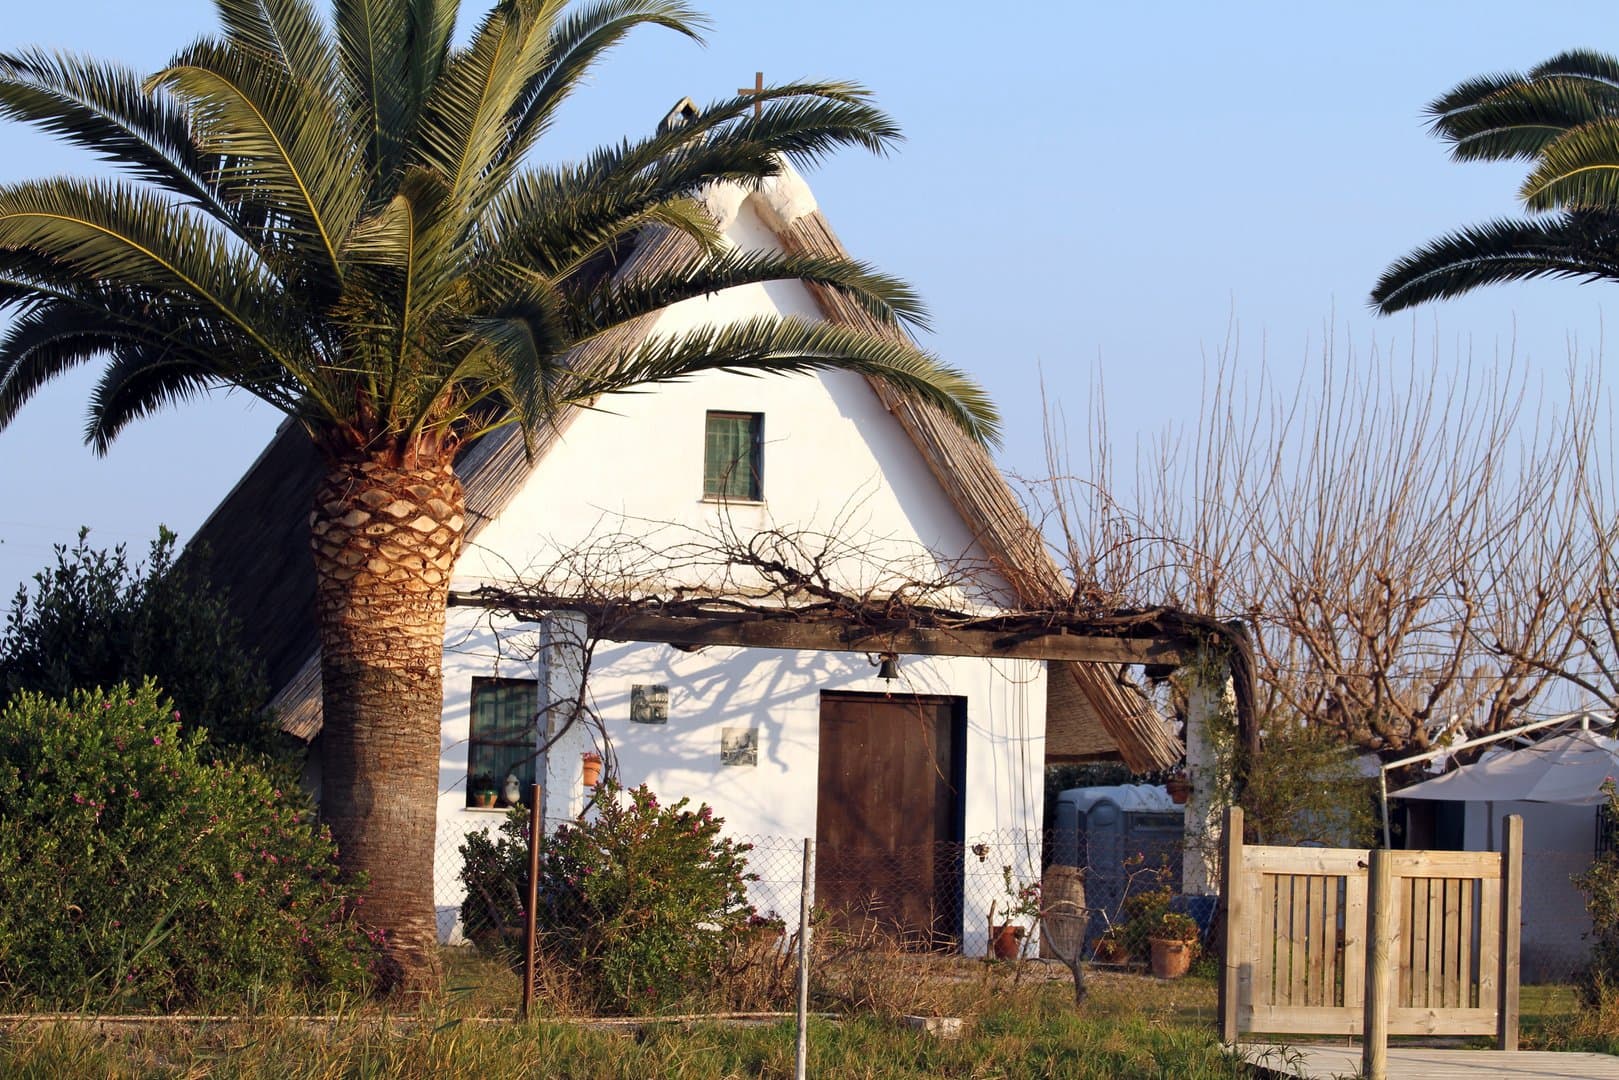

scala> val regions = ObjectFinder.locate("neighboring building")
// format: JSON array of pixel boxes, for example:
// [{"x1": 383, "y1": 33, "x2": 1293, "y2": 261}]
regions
[
  {"x1": 1394, "y1": 716, "x2": 1616, "y2": 981},
  {"x1": 190, "y1": 137, "x2": 1180, "y2": 948}
]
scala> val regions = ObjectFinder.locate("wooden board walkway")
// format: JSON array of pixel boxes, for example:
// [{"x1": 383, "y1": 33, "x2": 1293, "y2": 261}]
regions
[{"x1": 1236, "y1": 1042, "x2": 1619, "y2": 1078}]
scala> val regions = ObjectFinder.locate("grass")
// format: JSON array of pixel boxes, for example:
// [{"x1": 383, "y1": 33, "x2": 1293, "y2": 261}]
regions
[
  {"x1": 2, "y1": 953, "x2": 1611, "y2": 1077},
  {"x1": 0, "y1": 969, "x2": 1246, "y2": 1079}
]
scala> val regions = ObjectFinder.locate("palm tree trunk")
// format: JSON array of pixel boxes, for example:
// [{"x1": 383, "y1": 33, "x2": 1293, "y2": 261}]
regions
[{"x1": 309, "y1": 454, "x2": 464, "y2": 993}]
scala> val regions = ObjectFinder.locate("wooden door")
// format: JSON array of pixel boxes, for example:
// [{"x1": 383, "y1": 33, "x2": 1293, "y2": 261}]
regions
[{"x1": 815, "y1": 692, "x2": 964, "y2": 949}]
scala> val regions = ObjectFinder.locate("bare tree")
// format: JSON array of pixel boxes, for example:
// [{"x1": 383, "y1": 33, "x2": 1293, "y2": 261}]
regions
[{"x1": 1029, "y1": 332, "x2": 1607, "y2": 753}]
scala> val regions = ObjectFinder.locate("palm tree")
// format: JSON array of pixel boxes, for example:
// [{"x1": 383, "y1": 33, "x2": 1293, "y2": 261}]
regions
[
  {"x1": 0, "y1": 0, "x2": 999, "y2": 990},
  {"x1": 1372, "y1": 49, "x2": 1619, "y2": 313}
]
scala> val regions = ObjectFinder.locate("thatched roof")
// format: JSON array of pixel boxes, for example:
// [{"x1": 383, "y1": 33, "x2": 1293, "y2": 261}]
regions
[{"x1": 189, "y1": 153, "x2": 1182, "y2": 772}]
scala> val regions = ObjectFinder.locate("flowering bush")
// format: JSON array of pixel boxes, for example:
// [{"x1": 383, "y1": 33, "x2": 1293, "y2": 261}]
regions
[
  {"x1": 997, "y1": 865, "x2": 1042, "y2": 925},
  {"x1": 459, "y1": 780, "x2": 756, "y2": 1014},
  {"x1": 0, "y1": 683, "x2": 372, "y2": 1009}
]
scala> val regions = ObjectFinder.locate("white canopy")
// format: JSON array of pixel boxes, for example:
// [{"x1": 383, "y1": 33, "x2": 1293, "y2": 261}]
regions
[{"x1": 1390, "y1": 729, "x2": 1619, "y2": 807}]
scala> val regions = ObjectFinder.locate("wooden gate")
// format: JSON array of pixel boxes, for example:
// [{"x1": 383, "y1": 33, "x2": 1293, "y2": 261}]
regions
[{"x1": 1218, "y1": 807, "x2": 1522, "y2": 1048}]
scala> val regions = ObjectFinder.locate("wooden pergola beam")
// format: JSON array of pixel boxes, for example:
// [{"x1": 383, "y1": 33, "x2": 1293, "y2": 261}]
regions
[
  {"x1": 595, "y1": 612, "x2": 1195, "y2": 665},
  {"x1": 447, "y1": 597, "x2": 1197, "y2": 665}
]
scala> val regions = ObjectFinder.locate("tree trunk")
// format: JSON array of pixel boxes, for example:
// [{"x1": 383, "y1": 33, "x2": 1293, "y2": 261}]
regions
[{"x1": 309, "y1": 455, "x2": 464, "y2": 994}]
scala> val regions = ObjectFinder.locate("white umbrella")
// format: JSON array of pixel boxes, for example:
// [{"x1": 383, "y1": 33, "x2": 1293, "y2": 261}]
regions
[{"x1": 1390, "y1": 729, "x2": 1619, "y2": 807}]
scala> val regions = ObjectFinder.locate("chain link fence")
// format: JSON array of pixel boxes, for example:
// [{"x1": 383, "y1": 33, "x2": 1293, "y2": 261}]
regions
[
  {"x1": 427, "y1": 809, "x2": 1606, "y2": 1023},
  {"x1": 432, "y1": 815, "x2": 1226, "y2": 1015}
]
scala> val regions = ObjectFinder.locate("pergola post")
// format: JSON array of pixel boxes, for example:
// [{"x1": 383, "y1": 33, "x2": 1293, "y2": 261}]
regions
[
  {"x1": 1183, "y1": 647, "x2": 1235, "y2": 895},
  {"x1": 540, "y1": 611, "x2": 595, "y2": 824}
]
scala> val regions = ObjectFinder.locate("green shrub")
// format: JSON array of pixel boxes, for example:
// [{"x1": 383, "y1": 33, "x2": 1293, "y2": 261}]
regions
[
  {"x1": 459, "y1": 780, "x2": 757, "y2": 1014},
  {"x1": 1116, "y1": 886, "x2": 1172, "y2": 961},
  {"x1": 1576, "y1": 779, "x2": 1619, "y2": 1009},
  {"x1": 0, "y1": 683, "x2": 372, "y2": 1009},
  {"x1": 0, "y1": 528, "x2": 277, "y2": 756}
]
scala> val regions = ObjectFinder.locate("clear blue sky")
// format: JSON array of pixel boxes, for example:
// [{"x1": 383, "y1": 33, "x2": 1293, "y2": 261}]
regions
[{"x1": 0, "y1": 0, "x2": 1613, "y2": 597}]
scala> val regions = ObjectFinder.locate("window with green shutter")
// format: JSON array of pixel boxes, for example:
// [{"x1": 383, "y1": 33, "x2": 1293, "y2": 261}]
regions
[
  {"x1": 703, "y1": 411, "x2": 763, "y2": 500},
  {"x1": 467, "y1": 677, "x2": 538, "y2": 808}
]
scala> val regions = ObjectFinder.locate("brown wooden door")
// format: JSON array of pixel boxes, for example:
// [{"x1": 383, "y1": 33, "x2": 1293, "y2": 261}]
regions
[{"x1": 815, "y1": 692, "x2": 964, "y2": 949}]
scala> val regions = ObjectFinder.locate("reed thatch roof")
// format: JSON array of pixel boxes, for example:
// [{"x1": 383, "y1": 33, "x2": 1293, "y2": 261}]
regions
[{"x1": 189, "y1": 140, "x2": 1182, "y2": 771}]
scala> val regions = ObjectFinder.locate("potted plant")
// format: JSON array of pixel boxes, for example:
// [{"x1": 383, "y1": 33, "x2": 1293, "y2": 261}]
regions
[
  {"x1": 746, "y1": 909, "x2": 787, "y2": 948},
  {"x1": 988, "y1": 865, "x2": 1041, "y2": 961},
  {"x1": 469, "y1": 773, "x2": 498, "y2": 809},
  {"x1": 990, "y1": 922, "x2": 1026, "y2": 960},
  {"x1": 1147, "y1": 911, "x2": 1200, "y2": 979},
  {"x1": 581, "y1": 751, "x2": 603, "y2": 787},
  {"x1": 1093, "y1": 928, "x2": 1129, "y2": 964},
  {"x1": 1164, "y1": 771, "x2": 1191, "y2": 805}
]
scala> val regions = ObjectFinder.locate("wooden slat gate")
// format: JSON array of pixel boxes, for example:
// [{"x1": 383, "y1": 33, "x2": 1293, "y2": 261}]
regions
[{"x1": 1218, "y1": 807, "x2": 1522, "y2": 1053}]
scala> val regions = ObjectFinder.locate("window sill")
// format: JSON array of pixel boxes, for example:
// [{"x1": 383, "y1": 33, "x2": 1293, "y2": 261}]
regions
[
  {"x1": 699, "y1": 496, "x2": 766, "y2": 507},
  {"x1": 460, "y1": 805, "x2": 521, "y2": 814}
]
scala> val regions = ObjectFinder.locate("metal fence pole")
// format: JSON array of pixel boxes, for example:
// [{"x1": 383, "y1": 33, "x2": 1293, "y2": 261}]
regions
[
  {"x1": 795, "y1": 837, "x2": 815, "y2": 1080},
  {"x1": 520, "y1": 783, "x2": 543, "y2": 1021}
]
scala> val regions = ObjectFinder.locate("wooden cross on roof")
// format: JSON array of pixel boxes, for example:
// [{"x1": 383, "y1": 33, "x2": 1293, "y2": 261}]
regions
[{"x1": 738, "y1": 71, "x2": 766, "y2": 118}]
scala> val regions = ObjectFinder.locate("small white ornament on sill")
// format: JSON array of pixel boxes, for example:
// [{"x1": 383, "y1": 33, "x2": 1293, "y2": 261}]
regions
[{"x1": 502, "y1": 771, "x2": 522, "y2": 806}]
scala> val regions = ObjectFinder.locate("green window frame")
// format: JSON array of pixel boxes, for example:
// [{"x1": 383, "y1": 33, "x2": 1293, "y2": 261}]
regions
[
  {"x1": 703, "y1": 411, "x2": 763, "y2": 501},
  {"x1": 467, "y1": 677, "x2": 538, "y2": 808}
]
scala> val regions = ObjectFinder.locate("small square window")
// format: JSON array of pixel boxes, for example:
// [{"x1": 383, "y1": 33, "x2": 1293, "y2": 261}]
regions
[
  {"x1": 468, "y1": 677, "x2": 537, "y2": 808},
  {"x1": 704, "y1": 411, "x2": 763, "y2": 501}
]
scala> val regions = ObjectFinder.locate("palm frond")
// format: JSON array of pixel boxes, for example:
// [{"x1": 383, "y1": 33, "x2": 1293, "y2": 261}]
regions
[
  {"x1": 1370, "y1": 214, "x2": 1619, "y2": 312},
  {"x1": 499, "y1": 0, "x2": 706, "y2": 164},
  {"x1": 1427, "y1": 51, "x2": 1619, "y2": 163},
  {"x1": 566, "y1": 81, "x2": 897, "y2": 189},
  {"x1": 541, "y1": 315, "x2": 999, "y2": 446},
  {"x1": 1433, "y1": 78, "x2": 1613, "y2": 162},
  {"x1": 85, "y1": 344, "x2": 223, "y2": 452},
  {"x1": 0, "y1": 50, "x2": 223, "y2": 213},
  {"x1": 1521, "y1": 120, "x2": 1619, "y2": 210},
  {"x1": 152, "y1": 38, "x2": 365, "y2": 283},
  {"x1": 414, "y1": 0, "x2": 558, "y2": 218},
  {"x1": 1528, "y1": 49, "x2": 1619, "y2": 89},
  {"x1": 0, "y1": 177, "x2": 338, "y2": 414},
  {"x1": 561, "y1": 248, "x2": 930, "y2": 336},
  {"x1": 216, "y1": 0, "x2": 337, "y2": 93},
  {"x1": 334, "y1": 0, "x2": 455, "y2": 180}
]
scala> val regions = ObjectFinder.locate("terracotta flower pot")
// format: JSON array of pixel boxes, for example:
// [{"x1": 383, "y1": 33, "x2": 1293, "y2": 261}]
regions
[
  {"x1": 1165, "y1": 777, "x2": 1191, "y2": 805},
  {"x1": 581, "y1": 753, "x2": 603, "y2": 787},
  {"x1": 1149, "y1": 936, "x2": 1194, "y2": 979},
  {"x1": 471, "y1": 792, "x2": 497, "y2": 809},
  {"x1": 1094, "y1": 937, "x2": 1128, "y2": 964},
  {"x1": 991, "y1": 923, "x2": 1024, "y2": 960}
]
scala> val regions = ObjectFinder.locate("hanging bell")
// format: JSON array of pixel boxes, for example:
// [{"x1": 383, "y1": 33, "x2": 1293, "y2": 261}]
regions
[{"x1": 877, "y1": 653, "x2": 900, "y2": 681}]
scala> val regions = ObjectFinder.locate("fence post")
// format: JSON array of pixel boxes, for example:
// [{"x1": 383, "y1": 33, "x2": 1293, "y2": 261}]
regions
[
  {"x1": 520, "y1": 783, "x2": 543, "y2": 1022},
  {"x1": 795, "y1": 837, "x2": 815, "y2": 1080},
  {"x1": 1362, "y1": 848, "x2": 1392, "y2": 1080},
  {"x1": 1218, "y1": 805, "x2": 1244, "y2": 1044},
  {"x1": 1498, "y1": 814, "x2": 1522, "y2": 1052}
]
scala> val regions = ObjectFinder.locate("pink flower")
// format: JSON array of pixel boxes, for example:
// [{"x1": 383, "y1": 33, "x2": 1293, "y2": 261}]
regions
[
  {"x1": 233, "y1": 871, "x2": 245, "y2": 884},
  {"x1": 152, "y1": 736, "x2": 162, "y2": 746},
  {"x1": 172, "y1": 711, "x2": 181, "y2": 722}
]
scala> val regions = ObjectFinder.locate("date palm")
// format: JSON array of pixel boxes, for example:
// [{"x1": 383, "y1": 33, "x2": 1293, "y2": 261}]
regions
[
  {"x1": 0, "y1": 0, "x2": 999, "y2": 990},
  {"x1": 1373, "y1": 49, "x2": 1619, "y2": 312}
]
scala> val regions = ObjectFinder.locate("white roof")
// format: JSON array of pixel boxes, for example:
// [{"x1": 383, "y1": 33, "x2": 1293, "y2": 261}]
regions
[
  {"x1": 1390, "y1": 728, "x2": 1619, "y2": 807},
  {"x1": 1057, "y1": 784, "x2": 1178, "y2": 814}
]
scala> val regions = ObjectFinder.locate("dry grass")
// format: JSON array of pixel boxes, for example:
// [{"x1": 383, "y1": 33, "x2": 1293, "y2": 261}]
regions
[{"x1": 0, "y1": 973, "x2": 1242, "y2": 1079}]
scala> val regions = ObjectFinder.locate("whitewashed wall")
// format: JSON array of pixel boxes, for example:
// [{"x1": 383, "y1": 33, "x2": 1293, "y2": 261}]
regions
[
  {"x1": 432, "y1": 613, "x2": 1045, "y2": 948},
  {"x1": 425, "y1": 186, "x2": 1046, "y2": 946}
]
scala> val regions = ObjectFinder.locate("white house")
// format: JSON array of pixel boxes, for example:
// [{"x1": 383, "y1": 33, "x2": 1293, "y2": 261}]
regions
[{"x1": 190, "y1": 136, "x2": 1181, "y2": 951}]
